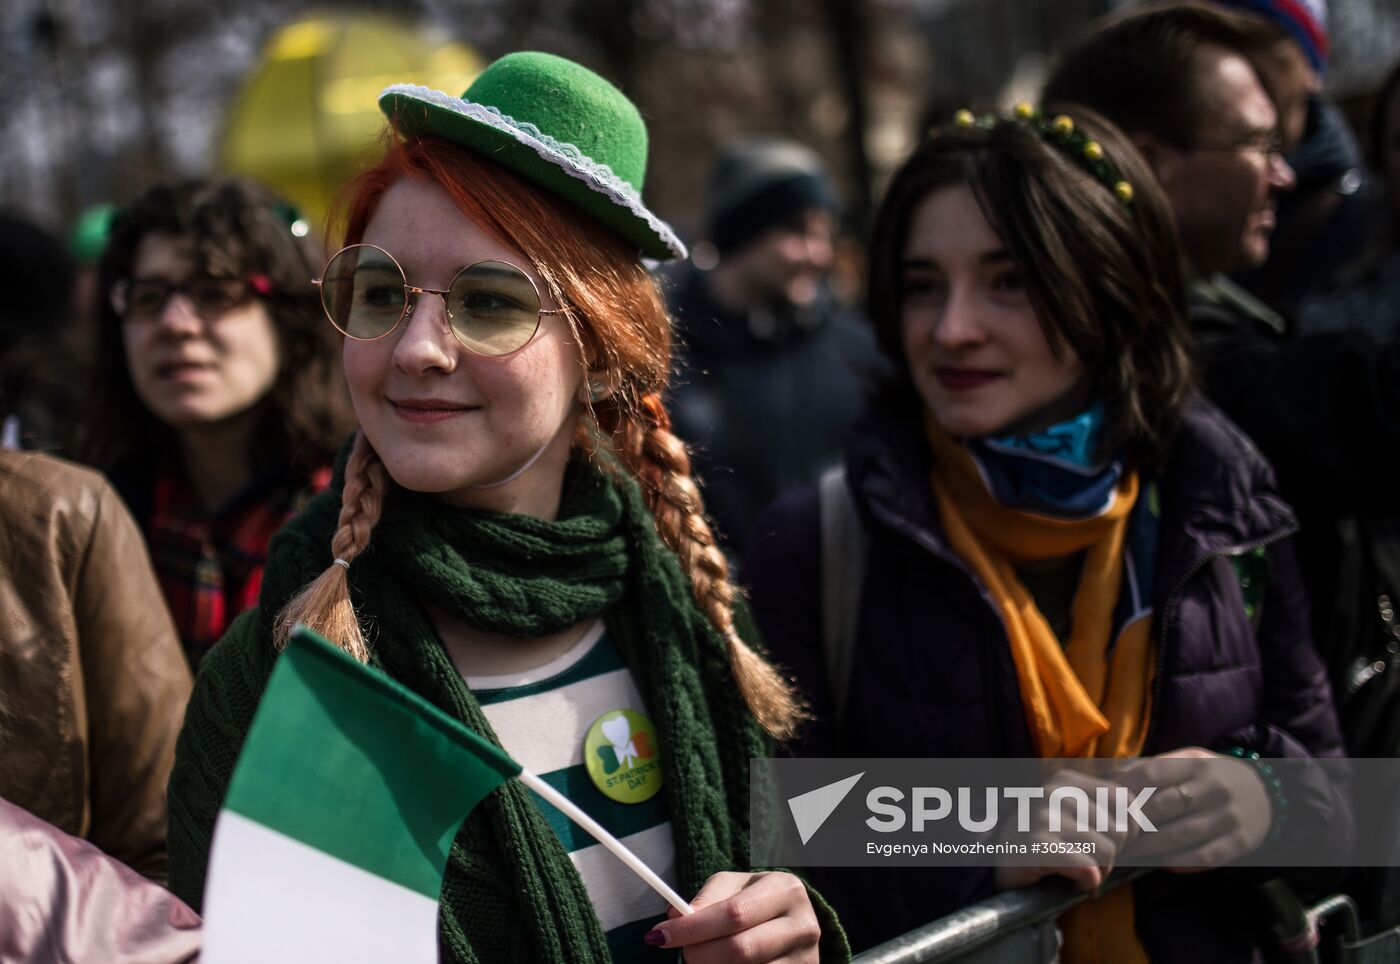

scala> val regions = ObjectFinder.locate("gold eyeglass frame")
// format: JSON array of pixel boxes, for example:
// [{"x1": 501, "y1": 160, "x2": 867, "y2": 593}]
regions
[{"x1": 312, "y1": 243, "x2": 568, "y2": 357}]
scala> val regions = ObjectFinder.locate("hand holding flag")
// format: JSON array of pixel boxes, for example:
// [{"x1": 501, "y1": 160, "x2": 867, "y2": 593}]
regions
[{"x1": 201, "y1": 626, "x2": 691, "y2": 964}]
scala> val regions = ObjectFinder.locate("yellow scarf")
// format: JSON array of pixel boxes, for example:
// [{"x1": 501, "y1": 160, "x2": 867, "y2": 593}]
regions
[{"x1": 926, "y1": 419, "x2": 1154, "y2": 964}]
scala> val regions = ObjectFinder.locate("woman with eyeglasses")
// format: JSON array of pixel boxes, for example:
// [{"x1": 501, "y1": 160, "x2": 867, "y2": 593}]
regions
[
  {"x1": 167, "y1": 53, "x2": 842, "y2": 963},
  {"x1": 76, "y1": 179, "x2": 354, "y2": 669},
  {"x1": 744, "y1": 106, "x2": 1350, "y2": 960}
]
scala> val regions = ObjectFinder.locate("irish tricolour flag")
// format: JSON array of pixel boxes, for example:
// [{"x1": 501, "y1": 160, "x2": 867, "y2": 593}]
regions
[{"x1": 201, "y1": 626, "x2": 690, "y2": 963}]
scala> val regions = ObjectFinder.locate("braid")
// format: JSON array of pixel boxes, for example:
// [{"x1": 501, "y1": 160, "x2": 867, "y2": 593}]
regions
[
  {"x1": 615, "y1": 393, "x2": 805, "y2": 740},
  {"x1": 274, "y1": 432, "x2": 389, "y2": 661}
]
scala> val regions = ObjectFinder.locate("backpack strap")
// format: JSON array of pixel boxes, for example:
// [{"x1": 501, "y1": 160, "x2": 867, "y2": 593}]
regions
[{"x1": 819, "y1": 464, "x2": 869, "y2": 728}]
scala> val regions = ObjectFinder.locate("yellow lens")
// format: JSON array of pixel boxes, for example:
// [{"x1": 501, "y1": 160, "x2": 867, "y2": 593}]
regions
[
  {"x1": 322, "y1": 245, "x2": 405, "y2": 339},
  {"x1": 446, "y1": 260, "x2": 543, "y2": 355}
]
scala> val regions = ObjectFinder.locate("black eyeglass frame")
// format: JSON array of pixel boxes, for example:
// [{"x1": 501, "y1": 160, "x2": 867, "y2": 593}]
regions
[
  {"x1": 1185, "y1": 130, "x2": 1287, "y2": 159},
  {"x1": 110, "y1": 275, "x2": 267, "y2": 323}
]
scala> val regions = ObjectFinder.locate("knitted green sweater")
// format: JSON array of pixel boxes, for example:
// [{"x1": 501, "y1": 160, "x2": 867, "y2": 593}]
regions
[{"x1": 167, "y1": 459, "x2": 848, "y2": 962}]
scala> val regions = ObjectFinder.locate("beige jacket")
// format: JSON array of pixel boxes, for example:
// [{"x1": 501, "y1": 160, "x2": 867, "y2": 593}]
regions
[{"x1": 0, "y1": 450, "x2": 191, "y2": 881}]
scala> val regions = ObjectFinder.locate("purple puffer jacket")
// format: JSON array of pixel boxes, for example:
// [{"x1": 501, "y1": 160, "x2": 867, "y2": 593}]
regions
[{"x1": 744, "y1": 399, "x2": 1351, "y2": 960}]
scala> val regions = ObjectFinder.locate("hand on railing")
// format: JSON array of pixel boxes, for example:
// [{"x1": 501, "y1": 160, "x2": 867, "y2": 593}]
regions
[
  {"x1": 993, "y1": 767, "x2": 1139, "y2": 894},
  {"x1": 1115, "y1": 746, "x2": 1273, "y2": 871}
]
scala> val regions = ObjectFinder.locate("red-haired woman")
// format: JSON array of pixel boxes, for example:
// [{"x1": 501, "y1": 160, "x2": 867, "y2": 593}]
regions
[{"x1": 168, "y1": 53, "x2": 842, "y2": 963}]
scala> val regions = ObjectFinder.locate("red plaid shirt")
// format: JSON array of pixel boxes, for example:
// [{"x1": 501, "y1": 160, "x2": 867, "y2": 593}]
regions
[{"x1": 145, "y1": 466, "x2": 331, "y2": 668}]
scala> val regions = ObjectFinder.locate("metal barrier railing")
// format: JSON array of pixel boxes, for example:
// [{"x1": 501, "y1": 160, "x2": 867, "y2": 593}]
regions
[
  {"x1": 851, "y1": 870, "x2": 1147, "y2": 964},
  {"x1": 850, "y1": 875, "x2": 1398, "y2": 964},
  {"x1": 1304, "y1": 895, "x2": 1400, "y2": 964},
  {"x1": 848, "y1": 886, "x2": 1064, "y2": 963}
]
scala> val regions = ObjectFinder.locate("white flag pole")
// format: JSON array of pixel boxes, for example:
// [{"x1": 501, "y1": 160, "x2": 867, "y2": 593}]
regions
[{"x1": 517, "y1": 769, "x2": 695, "y2": 916}]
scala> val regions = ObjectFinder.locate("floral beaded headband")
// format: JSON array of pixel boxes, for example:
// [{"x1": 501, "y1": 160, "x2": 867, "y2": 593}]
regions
[{"x1": 951, "y1": 103, "x2": 1135, "y2": 206}]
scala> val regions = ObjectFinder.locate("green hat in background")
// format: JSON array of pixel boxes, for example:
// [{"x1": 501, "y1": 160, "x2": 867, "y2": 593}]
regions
[
  {"x1": 69, "y1": 203, "x2": 117, "y2": 265},
  {"x1": 378, "y1": 51, "x2": 685, "y2": 262}
]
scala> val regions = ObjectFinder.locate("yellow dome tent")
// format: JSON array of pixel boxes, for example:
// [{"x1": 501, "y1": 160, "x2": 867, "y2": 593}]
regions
[{"x1": 219, "y1": 13, "x2": 482, "y2": 231}]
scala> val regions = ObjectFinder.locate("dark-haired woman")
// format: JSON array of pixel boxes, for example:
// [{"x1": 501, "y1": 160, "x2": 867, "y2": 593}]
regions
[
  {"x1": 745, "y1": 106, "x2": 1349, "y2": 961},
  {"x1": 77, "y1": 179, "x2": 355, "y2": 668}
]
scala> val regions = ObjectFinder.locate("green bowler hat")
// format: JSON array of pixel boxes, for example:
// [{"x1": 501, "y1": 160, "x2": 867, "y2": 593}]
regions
[{"x1": 379, "y1": 51, "x2": 685, "y2": 262}]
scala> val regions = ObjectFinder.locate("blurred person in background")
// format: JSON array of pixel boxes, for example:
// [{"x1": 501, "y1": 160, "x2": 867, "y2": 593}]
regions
[
  {"x1": 1048, "y1": 5, "x2": 1400, "y2": 934},
  {"x1": 1297, "y1": 60, "x2": 1400, "y2": 338},
  {"x1": 1044, "y1": 5, "x2": 1298, "y2": 298},
  {"x1": 667, "y1": 138, "x2": 879, "y2": 556},
  {"x1": 69, "y1": 203, "x2": 119, "y2": 320},
  {"x1": 0, "y1": 215, "x2": 83, "y2": 452},
  {"x1": 745, "y1": 104, "x2": 1347, "y2": 960},
  {"x1": 65, "y1": 202, "x2": 119, "y2": 369},
  {"x1": 1044, "y1": 0, "x2": 1400, "y2": 735},
  {"x1": 0, "y1": 447, "x2": 191, "y2": 883},
  {"x1": 76, "y1": 179, "x2": 355, "y2": 670},
  {"x1": 1212, "y1": 0, "x2": 1376, "y2": 317}
]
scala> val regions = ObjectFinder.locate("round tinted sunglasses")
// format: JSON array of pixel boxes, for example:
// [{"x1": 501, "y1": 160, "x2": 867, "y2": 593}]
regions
[{"x1": 313, "y1": 244, "x2": 566, "y2": 357}]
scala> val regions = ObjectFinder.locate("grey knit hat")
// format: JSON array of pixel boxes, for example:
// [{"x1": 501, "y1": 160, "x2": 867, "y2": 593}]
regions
[{"x1": 705, "y1": 139, "x2": 838, "y2": 255}]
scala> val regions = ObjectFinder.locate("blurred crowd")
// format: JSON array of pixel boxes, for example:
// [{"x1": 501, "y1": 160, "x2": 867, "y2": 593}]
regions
[{"x1": 2, "y1": 0, "x2": 1400, "y2": 961}]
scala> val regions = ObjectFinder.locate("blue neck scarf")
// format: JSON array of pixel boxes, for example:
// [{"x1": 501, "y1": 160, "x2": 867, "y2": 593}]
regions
[
  {"x1": 956, "y1": 402, "x2": 1159, "y2": 634},
  {"x1": 967, "y1": 403, "x2": 1122, "y2": 519}
]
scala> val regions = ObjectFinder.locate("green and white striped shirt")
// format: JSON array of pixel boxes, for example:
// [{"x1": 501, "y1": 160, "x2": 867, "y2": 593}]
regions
[{"x1": 467, "y1": 620, "x2": 677, "y2": 961}]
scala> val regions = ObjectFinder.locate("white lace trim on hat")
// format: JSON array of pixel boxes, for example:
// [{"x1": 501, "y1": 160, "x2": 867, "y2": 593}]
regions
[{"x1": 380, "y1": 84, "x2": 686, "y2": 260}]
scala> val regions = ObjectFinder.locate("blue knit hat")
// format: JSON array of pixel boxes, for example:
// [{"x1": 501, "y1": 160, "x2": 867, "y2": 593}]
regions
[{"x1": 1213, "y1": 0, "x2": 1329, "y2": 73}]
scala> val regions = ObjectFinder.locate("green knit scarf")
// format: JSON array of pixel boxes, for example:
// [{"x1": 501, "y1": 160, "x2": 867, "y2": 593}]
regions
[
  {"x1": 263, "y1": 455, "x2": 768, "y2": 963},
  {"x1": 371, "y1": 463, "x2": 631, "y2": 638}
]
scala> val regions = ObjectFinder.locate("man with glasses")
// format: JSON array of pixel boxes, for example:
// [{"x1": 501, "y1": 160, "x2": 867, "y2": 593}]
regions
[
  {"x1": 1211, "y1": 0, "x2": 1373, "y2": 319},
  {"x1": 1045, "y1": 3, "x2": 1295, "y2": 297},
  {"x1": 1046, "y1": 1, "x2": 1400, "y2": 942}
]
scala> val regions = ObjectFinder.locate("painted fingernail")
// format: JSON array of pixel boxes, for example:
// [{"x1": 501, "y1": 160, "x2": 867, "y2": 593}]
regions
[{"x1": 643, "y1": 928, "x2": 667, "y2": 947}]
